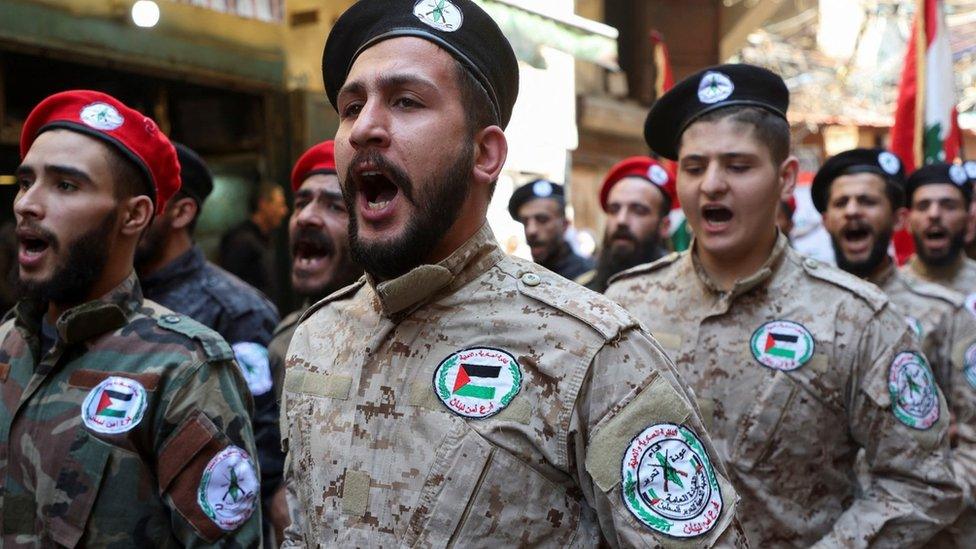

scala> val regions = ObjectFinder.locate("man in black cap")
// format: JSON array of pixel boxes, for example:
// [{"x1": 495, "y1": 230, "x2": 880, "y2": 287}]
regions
[
  {"x1": 280, "y1": 1, "x2": 743, "y2": 546},
  {"x1": 508, "y1": 179, "x2": 593, "y2": 282},
  {"x1": 901, "y1": 162, "x2": 976, "y2": 308},
  {"x1": 607, "y1": 64, "x2": 960, "y2": 546},
  {"x1": 134, "y1": 143, "x2": 284, "y2": 545}
]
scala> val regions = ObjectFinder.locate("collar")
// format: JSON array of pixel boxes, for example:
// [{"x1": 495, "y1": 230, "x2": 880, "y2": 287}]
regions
[
  {"x1": 368, "y1": 223, "x2": 505, "y2": 317},
  {"x1": 690, "y1": 231, "x2": 789, "y2": 299},
  {"x1": 867, "y1": 258, "x2": 897, "y2": 287},
  {"x1": 15, "y1": 272, "x2": 142, "y2": 346},
  {"x1": 141, "y1": 245, "x2": 206, "y2": 293},
  {"x1": 907, "y1": 254, "x2": 964, "y2": 280}
]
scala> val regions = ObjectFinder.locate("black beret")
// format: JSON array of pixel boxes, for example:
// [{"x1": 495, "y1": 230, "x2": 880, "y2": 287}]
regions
[
  {"x1": 644, "y1": 63, "x2": 789, "y2": 160},
  {"x1": 811, "y1": 148, "x2": 905, "y2": 212},
  {"x1": 173, "y1": 143, "x2": 213, "y2": 204},
  {"x1": 508, "y1": 179, "x2": 565, "y2": 220},
  {"x1": 906, "y1": 162, "x2": 973, "y2": 204},
  {"x1": 323, "y1": 0, "x2": 519, "y2": 129}
]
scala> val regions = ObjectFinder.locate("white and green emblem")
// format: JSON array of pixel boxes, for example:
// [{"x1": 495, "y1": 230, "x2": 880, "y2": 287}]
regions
[
  {"x1": 621, "y1": 423, "x2": 723, "y2": 538},
  {"x1": 878, "y1": 151, "x2": 901, "y2": 175},
  {"x1": 79, "y1": 102, "x2": 124, "y2": 131},
  {"x1": 697, "y1": 71, "x2": 734, "y2": 104},
  {"x1": 413, "y1": 0, "x2": 463, "y2": 32},
  {"x1": 433, "y1": 347, "x2": 521, "y2": 419},
  {"x1": 965, "y1": 293, "x2": 976, "y2": 320},
  {"x1": 749, "y1": 320, "x2": 814, "y2": 371},
  {"x1": 888, "y1": 351, "x2": 940, "y2": 430},
  {"x1": 964, "y1": 343, "x2": 976, "y2": 390},
  {"x1": 81, "y1": 376, "x2": 148, "y2": 435},
  {"x1": 231, "y1": 342, "x2": 273, "y2": 396},
  {"x1": 198, "y1": 445, "x2": 259, "y2": 531}
]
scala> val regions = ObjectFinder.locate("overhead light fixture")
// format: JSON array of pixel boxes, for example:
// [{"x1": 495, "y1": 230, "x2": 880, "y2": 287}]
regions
[{"x1": 131, "y1": 0, "x2": 160, "y2": 28}]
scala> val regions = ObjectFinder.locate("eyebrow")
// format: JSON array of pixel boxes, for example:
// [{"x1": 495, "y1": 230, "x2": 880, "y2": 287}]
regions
[
  {"x1": 15, "y1": 163, "x2": 93, "y2": 184},
  {"x1": 337, "y1": 72, "x2": 440, "y2": 102},
  {"x1": 296, "y1": 189, "x2": 344, "y2": 202}
]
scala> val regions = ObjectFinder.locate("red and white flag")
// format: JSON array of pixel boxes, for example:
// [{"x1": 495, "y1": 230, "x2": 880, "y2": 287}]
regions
[{"x1": 890, "y1": 0, "x2": 961, "y2": 263}]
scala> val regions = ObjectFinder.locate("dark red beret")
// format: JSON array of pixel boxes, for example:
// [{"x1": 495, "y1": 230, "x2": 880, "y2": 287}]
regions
[
  {"x1": 20, "y1": 90, "x2": 180, "y2": 215},
  {"x1": 291, "y1": 140, "x2": 336, "y2": 192},
  {"x1": 599, "y1": 156, "x2": 676, "y2": 212}
]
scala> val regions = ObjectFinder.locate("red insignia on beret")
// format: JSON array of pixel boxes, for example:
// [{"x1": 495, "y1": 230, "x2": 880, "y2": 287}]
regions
[
  {"x1": 290, "y1": 140, "x2": 336, "y2": 192},
  {"x1": 599, "y1": 156, "x2": 677, "y2": 212},
  {"x1": 20, "y1": 90, "x2": 181, "y2": 215}
]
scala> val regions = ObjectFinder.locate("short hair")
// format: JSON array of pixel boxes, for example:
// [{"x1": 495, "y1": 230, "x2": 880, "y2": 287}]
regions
[
  {"x1": 688, "y1": 106, "x2": 791, "y2": 165},
  {"x1": 249, "y1": 182, "x2": 282, "y2": 214},
  {"x1": 451, "y1": 59, "x2": 500, "y2": 198},
  {"x1": 104, "y1": 146, "x2": 152, "y2": 203}
]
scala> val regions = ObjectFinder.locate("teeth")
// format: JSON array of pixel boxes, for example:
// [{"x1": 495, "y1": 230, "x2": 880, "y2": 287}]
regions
[
  {"x1": 362, "y1": 170, "x2": 381, "y2": 177},
  {"x1": 367, "y1": 199, "x2": 390, "y2": 210}
]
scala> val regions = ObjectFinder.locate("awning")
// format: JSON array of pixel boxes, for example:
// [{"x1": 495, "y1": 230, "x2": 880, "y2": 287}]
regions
[{"x1": 474, "y1": 0, "x2": 619, "y2": 70}]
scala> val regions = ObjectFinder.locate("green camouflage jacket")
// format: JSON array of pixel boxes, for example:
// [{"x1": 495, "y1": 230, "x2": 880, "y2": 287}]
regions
[{"x1": 0, "y1": 273, "x2": 262, "y2": 547}]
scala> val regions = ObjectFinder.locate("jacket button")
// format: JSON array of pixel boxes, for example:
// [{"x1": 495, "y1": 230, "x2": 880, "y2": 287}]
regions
[
  {"x1": 804, "y1": 258, "x2": 818, "y2": 270},
  {"x1": 521, "y1": 273, "x2": 541, "y2": 286},
  {"x1": 163, "y1": 314, "x2": 181, "y2": 323}
]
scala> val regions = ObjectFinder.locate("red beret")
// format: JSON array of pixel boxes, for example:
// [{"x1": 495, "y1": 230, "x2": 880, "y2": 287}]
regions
[
  {"x1": 599, "y1": 156, "x2": 677, "y2": 212},
  {"x1": 20, "y1": 90, "x2": 180, "y2": 215},
  {"x1": 291, "y1": 140, "x2": 336, "y2": 192}
]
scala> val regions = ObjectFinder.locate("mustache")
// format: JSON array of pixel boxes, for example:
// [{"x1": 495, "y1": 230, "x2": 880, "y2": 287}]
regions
[
  {"x1": 291, "y1": 226, "x2": 335, "y2": 256},
  {"x1": 610, "y1": 226, "x2": 636, "y2": 241},
  {"x1": 17, "y1": 220, "x2": 59, "y2": 251},
  {"x1": 343, "y1": 149, "x2": 415, "y2": 203}
]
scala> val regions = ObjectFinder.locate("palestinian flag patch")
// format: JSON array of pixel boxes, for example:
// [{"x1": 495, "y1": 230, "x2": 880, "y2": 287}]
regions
[
  {"x1": 749, "y1": 320, "x2": 814, "y2": 371},
  {"x1": 621, "y1": 423, "x2": 723, "y2": 538},
  {"x1": 81, "y1": 376, "x2": 148, "y2": 435},
  {"x1": 198, "y1": 445, "x2": 259, "y2": 531},
  {"x1": 433, "y1": 347, "x2": 521, "y2": 419},
  {"x1": 888, "y1": 351, "x2": 940, "y2": 430}
]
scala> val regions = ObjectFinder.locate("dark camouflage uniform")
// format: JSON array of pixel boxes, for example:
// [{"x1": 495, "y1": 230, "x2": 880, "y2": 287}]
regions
[
  {"x1": 141, "y1": 245, "x2": 284, "y2": 513},
  {"x1": 0, "y1": 274, "x2": 262, "y2": 547}
]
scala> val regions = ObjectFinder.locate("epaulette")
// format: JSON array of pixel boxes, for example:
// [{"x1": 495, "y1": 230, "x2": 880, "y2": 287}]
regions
[
  {"x1": 298, "y1": 277, "x2": 367, "y2": 324},
  {"x1": 798, "y1": 256, "x2": 888, "y2": 312},
  {"x1": 272, "y1": 310, "x2": 303, "y2": 340},
  {"x1": 904, "y1": 276, "x2": 965, "y2": 308},
  {"x1": 606, "y1": 251, "x2": 683, "y2": 286},
  {"x1": 505, "y1": 263, "x2": 639, "y2": 340},
  {"x1": 155, "y1": 312, "x2": 234, "y2": 362}
]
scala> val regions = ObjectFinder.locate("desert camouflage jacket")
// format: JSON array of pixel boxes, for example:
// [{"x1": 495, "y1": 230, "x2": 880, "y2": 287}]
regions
[
  {"x1": 606, "y1": 234, "x2": 962, "y2": 547},
  {"x1": 903, "y1": 255, "x2": 976, "y2": 318},
  {"x1": 281, "y1": 224, "x2": 746, "y2": 547},
  {"x1": 0, "y1": 273, "x2": 262, "y2": 547}
]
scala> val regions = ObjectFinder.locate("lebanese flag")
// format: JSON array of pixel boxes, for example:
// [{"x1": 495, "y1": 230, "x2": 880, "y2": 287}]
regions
[{"x1": 890, "y1": 0, "x2": 962, "y2": 263}]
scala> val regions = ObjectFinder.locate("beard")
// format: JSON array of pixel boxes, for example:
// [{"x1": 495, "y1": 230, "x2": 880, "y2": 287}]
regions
[
  {"x1": 914, "y1": 230, "x2": 966, "y2": 267},
  {"x1": 831, "y1": 227, "x2": 892, "y2": 278},
  {"x1": 134, "y1": 218, "x2": 168, "y2": 273},
  {"x1": 589, "y1": 226, "x2": 665, "y2": 292},
  {"x1": 342, "y1": 146, "x2": 473, "y2": 281},
  {"x1": 16, "y1": 211, "x2": 115, "y2": 308}
]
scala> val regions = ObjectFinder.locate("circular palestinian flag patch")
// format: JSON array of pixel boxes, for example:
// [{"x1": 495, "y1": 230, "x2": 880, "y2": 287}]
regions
[
  {"x1": 81, "y1": 376, "x2": 148, "y2": 435},
  {"x1": 198, "y1": 446, "x2": 259, "y2": 531},
  {"x1": 888, "y1": 351, "x2": 940, "y2": 430},
  {"x1": 749, "y1": 320, "x2": 814, "y2": 371},
  {"x1": 964, "y1": 343, "x2": 976, "y2": 390},
  {"x1": 433, "y1": 347, "x2": 521, "y2": 419},
  {"x1": 621, "y1": 423, "x2": 722, "y2": 538}
]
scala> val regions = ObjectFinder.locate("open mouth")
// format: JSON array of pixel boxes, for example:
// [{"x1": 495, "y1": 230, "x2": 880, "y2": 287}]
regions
[
  {"x1": 293, "y1": 240, "x2": 331, "y2": 272},
  {"x1": 358, "y1": 169, "x2": 399, "y2": 212},
  {"x1": 701, "y1": 205, "x2": 733, "y2": 227},
  {"x1": 924, "y1": 227, "x2": 949, "y2": 245},
  {"x1": 16, "y1": 226, "x2": 53, "y2": 267},
  {"x1": 841, "y1": 226, "x2": 871, "y2": 244}
]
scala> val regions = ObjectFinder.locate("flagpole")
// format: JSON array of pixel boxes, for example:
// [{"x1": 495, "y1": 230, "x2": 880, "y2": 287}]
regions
[{"x1": 913, "y1": 0, "x2": 927, "y2": 169}]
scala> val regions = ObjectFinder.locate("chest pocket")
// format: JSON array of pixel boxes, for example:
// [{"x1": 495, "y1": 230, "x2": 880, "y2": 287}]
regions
[
  {"x1": 404, "y1": 419, "x2": 581, "y2": 548},
  {"x1": 44, "y1": 430, "x2": 113, "y2": 547},
  {"x1": 730, "y1": 371, "x2": 799, "y2": 472}
]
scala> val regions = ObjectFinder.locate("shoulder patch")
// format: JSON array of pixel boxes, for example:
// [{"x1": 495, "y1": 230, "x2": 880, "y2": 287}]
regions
[
  {"x1": 156, "y1": 313, "x2": 234, "y2": 362},
  {"x1": 503, "y1": 261, "x2": 638, "y2": 340},
  {"x1": 298, "y1": 277, "x2": 367, "y2": 324},
  {"x1": 607, "y1": 252, "x2": 683, "y2": 286},
  {"x1": 799, "y1": 257, "x2": 888, "y2": 312},
  {"x1": 904, "y1": 277, "x2": 965, "y2": 308}
]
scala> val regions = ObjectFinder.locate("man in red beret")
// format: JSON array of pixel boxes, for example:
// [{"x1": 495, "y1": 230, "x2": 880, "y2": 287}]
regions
[
  {"x1": 3, "y1": 90, "x2": 262, "y2": 545},
  {"x1": 588, "y1": 156, "x2": 674, "y2": 292}
]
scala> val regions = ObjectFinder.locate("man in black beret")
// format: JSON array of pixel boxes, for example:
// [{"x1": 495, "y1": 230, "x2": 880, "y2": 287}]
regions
[
  {"x1": 607, "y1": 65, "x2": 960, "y2": 546},
  {"x1": 508, "y1": 179, "x2": 594, "y2": 283},
  {"x1": 134, "y1": 143, "x2": 285, "y2": 543},
  {"x1": 280, "y1": 1, "x2": 743, "y2": 546}
]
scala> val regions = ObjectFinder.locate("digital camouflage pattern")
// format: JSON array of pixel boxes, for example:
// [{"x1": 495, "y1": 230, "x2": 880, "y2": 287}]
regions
[
  {"x1": 606, "y1": 234, "x2": 962, "y2": 547},
  {"x1": 280, "y1": 224, "x2": 746, "y2": 547},
  {"x1": 903, "y1": 255, "x2": 976, "y2": 318},
  {"x1": 0, "y1": 273, "x2": 262, "y2": 547},
  {"x1": 269, "y1": 309, "x2": 302, "y2": 402},
  {"x1": 874, "y1": 263, "x2": 976, "y2": 548}
]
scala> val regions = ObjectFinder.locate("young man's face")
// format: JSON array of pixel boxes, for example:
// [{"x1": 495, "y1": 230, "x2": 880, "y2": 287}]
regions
[
  {"x1": 334, "y1": 37, "x2": 475, "y2": 279},
  {"x1": 676, "y1": 116, "x2": 790, "y2": 262},
  {"x1": 822, "y1": 172, "x2": 898, "y2": 277},
  {"x1": 908, "y1": 184, "x2": 969, "y2": 266},
  {"x1": 604, "y1": 177, "x2": 668, "y2": 258},
  {"x1": 517, "y1": 198, "x2": 567, "y2": 264},
  {"x1": 14, "y1": 129, "x2": 122, "y2": 303},
  {"x1": 288, "y1": 173, "x2": 361, "y2": 300}
]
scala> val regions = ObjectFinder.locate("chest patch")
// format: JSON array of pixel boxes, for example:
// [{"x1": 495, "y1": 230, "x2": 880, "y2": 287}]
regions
[
  {"x1": 964, "y1": 343, "x2": 976, "y2": 390},
  {"x1": 81, "y1": 376, "x2": 148, "y2": 435},
  {"x1": 198, "y1": 445, "x2": 259, "y2": 531},
  {"x1": 749, "y1": 320, "x2": 814, "y2": 371},
  {"x1": 888, "y1": 351, "x2": 940, "y2": 430},
  {"x1": 433, "y1": 347, "x2": 521, "y2": 419},
  {"x1": 621, "y1": 423, "x2": 722, "y2": 538}
]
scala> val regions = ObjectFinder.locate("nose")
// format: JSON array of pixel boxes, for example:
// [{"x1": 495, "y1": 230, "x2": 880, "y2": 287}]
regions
[
  {"x1": 13, "y1": 181, "x2": 44, "y2": 222},
  {"x1": 295, "y1": 201, "x2": 324, "y2": 228},
  {"x1": 699, "y1": 164, "x2": 728, "y2": 198},
  {"x1": 843, "y1": 198, "x2": 862, "y2": 218},
  {"x1": 348, "y1": 99, "x2": 391, "y2": 151}
]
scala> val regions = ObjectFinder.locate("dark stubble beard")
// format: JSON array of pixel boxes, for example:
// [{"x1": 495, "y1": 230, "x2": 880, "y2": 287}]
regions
[
  {"x1": 589, "y1": 227, "x2": 665, "y2": 292},
  {"x1": 831, "y1": 228, "x2": 892, "y2": 278},
  {"x1": 342, "y1": 146, "x2": 473, "y2": 281},
  {"x1": 16, "y1": 211, "x2": 116, "y2": 308},
  {"x1": 914, "y1": 230, "x2": 966, "y2": 267}
]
